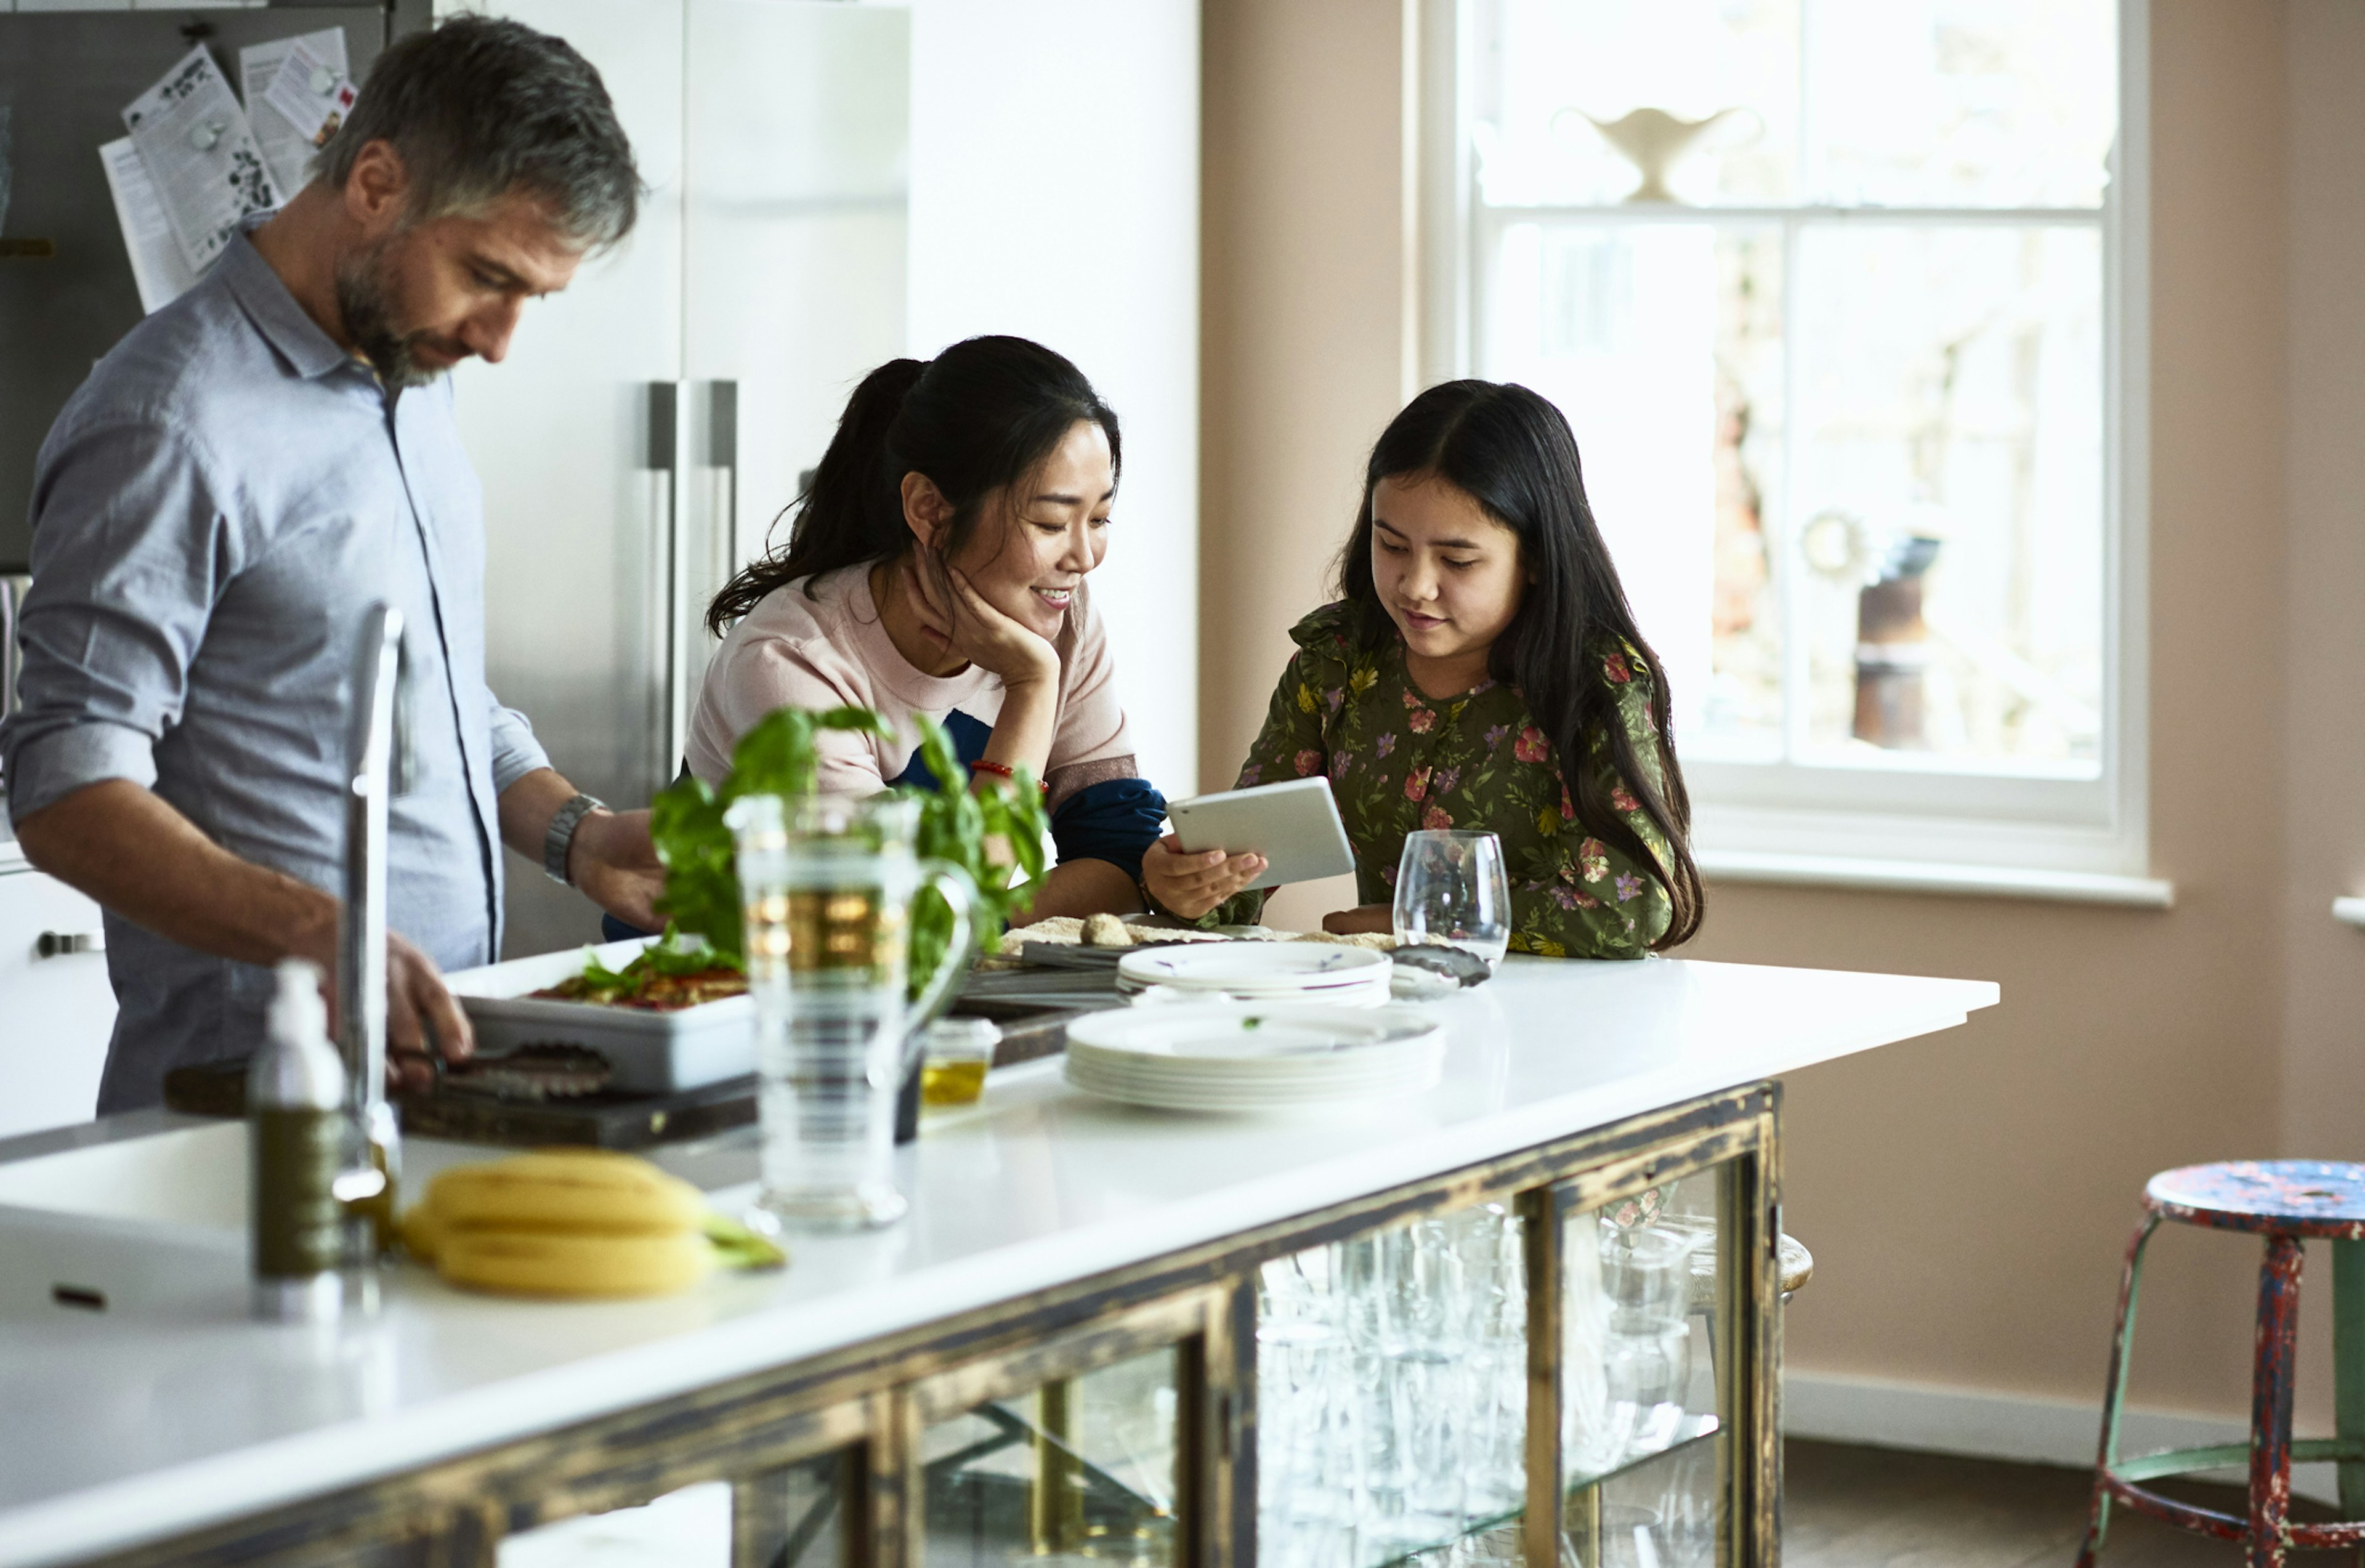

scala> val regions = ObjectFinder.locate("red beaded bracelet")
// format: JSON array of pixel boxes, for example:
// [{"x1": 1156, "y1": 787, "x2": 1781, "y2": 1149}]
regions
[{"x1": 969, "y1": 758, "x2": 1048, "y2": 793}]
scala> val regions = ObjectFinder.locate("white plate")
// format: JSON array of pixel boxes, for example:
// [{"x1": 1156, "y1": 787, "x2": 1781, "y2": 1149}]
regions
[
  {"x1": 1117, "y1": 944, "x2": 1390, "y2": 992},
  {"x1": 1066, "y1": 1001, "x2": 1438, "y2": 1063},
  {"x1": 1065, "y1": 1058, "x2": 1441, "y2": 1102},
  {"x1": 1064, "y1": 1048, "x2": 1442, "y2": 1112}
]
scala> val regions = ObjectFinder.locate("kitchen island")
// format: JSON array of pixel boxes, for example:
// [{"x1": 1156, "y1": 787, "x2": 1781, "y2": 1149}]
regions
[{"x1": 0, "y1": 956, "x2": 1995, "y2": 1567}]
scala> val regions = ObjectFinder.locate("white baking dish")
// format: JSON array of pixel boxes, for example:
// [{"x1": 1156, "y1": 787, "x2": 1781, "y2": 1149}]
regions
[{"x1": 443, "y1": 939, "x2": 754, "y2": 1094}]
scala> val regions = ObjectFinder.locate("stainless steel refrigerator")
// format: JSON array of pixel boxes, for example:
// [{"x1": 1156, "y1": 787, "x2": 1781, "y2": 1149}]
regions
[
  {"x1": 0, "y1": 1, "x2": 912, "y2": 961},
  {"x1": 450, "y1": 0, "x2": 910, "y2": 956}
]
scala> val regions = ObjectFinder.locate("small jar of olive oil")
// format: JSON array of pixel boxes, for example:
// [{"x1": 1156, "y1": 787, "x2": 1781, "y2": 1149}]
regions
[{"x1": 248, "y1": 959, "x2": 348, "y2": 1323}]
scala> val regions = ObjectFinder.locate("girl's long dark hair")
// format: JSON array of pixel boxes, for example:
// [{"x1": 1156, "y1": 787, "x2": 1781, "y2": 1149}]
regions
[
  {"x1": 707, "y1": 335, "x2": 1122, "y2": 636},
  {"x1": 1338, "y1": 381, "x2": 1704, "y2": 948}
]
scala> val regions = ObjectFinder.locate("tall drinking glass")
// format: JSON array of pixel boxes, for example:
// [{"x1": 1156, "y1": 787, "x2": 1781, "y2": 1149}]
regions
[
  {"x1": 1392, "y1": 830, "x2": 1512, "y2": 968},
  {"x1": 728, "y1": 793, "x2": 974, "y2": 1231}
]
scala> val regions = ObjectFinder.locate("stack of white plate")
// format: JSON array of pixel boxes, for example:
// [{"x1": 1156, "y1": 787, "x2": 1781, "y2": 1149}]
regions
[
  {"x1": 1116, "y1": 944, "x2": 1393, "y2": 1008},
  {"x1": 1064, "y1": 1001, "x2": 1445, "y2": 1112}
]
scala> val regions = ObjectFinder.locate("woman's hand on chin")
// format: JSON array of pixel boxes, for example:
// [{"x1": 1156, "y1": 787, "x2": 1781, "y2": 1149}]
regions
[
  {"x1": 904, "y1": 550, "x2": 1061, "y2": 689},
  {"x1": 1320, "y1": 903, "x2": 1394, "y2": 936},
  {"x1": 1141, "y1": 835, "x2": 1267, "y2": 920}
]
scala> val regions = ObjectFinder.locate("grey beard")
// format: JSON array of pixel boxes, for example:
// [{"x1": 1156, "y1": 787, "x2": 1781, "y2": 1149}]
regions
[{"x1": 334, "y1": 244, "x2": 443, "y2": 390}]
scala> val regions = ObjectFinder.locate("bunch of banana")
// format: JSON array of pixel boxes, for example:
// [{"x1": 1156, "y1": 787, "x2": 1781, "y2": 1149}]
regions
[{"x1": 402, "y1": 1149, "x2": 785, "y2": 1299}]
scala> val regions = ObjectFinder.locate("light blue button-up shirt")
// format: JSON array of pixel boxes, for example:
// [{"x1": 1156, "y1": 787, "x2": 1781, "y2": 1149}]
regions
[{"x1": 0, "y1": 231, "x2": 548, "y2": 1112}]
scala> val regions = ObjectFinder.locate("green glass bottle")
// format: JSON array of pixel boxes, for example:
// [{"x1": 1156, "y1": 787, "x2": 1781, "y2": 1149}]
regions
[{"x1": 249, "y1": 958, "x2": 348, "y2": 1323}]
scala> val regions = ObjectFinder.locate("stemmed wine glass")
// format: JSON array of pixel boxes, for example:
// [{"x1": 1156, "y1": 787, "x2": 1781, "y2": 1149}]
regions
[{"x1": 1393, "y1": 830, "x2": 1511, "y2": 968}]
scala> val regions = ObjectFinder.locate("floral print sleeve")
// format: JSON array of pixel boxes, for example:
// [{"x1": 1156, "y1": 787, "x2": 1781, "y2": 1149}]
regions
[{"x1": 1196, "y1": 607, "x2": 1676, "y2": 956}]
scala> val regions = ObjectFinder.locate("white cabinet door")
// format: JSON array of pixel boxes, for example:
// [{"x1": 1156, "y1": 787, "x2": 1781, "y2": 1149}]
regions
[
  {"x1": 0, "y1": 869, "x2": 116, "y2": 1138},
  {"x1": 685, "y1": 0, "x2": 911, "y2": 578}
]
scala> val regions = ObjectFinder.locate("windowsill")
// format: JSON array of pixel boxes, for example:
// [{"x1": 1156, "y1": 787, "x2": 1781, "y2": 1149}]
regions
[
  {"x1": 2332, "y1": 898, "x2": 2365, "y2": 929},
  {"x1": 1698, "y1": 849, "x2": 2175, "y2": 908}
]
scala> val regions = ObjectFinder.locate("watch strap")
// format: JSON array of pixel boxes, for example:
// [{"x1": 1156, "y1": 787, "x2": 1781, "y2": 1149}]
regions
[{"x1": 543, "y1": 793, "x2": 605, "y2": 886}]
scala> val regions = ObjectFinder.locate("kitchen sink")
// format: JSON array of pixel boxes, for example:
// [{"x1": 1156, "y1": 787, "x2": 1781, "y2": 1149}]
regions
[
  {"x1": 0, "y1": 1112, "x2": 756, "y2": 1322},
  {"x1": 0, "y1": 1120, "x2": 248, "y2": 1228},
  {"x1": 0, "y1": 1121, "x2": 248, "y2": 1320}
]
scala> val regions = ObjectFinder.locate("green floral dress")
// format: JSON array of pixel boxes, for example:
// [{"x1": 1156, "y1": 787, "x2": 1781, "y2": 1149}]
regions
[{"x1": 1207, "y1": 602, "x2": 1676, "y2": 958}]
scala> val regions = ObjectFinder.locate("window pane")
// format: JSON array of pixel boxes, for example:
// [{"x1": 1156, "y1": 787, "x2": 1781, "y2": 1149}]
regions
[
  {"x1": 922, "y1": 1348, "x2": 1179, "y2": 1564},
  {"x1": 1790, "y1": 223, "x2": 2103, "y2": 767},
  {"x1": 1480, "y1": 220, "x2": 1784, "y2": 758},
  {"x1": 1805, "y1": 0, "x2": 2117, "y2": 208},
  {"x1": 1473, "y1": 0, "x2": 1800, "y2": 208},
  {"x1": 1258, "y1": 1205, "x2": 1527, "y2": 1566}
]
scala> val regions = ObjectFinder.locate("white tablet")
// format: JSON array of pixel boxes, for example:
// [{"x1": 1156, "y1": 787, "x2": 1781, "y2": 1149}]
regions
[{"x1": 1166, "y1": 776, "x2": 1357, "y2": 889}]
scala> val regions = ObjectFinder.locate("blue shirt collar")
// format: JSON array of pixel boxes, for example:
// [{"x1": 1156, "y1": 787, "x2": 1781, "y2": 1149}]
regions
[{"x1": 217, "y1": 222, "x2": 358, "y2": 383}]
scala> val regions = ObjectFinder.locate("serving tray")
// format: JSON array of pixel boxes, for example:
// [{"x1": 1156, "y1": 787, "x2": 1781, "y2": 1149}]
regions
[{"x1": 445, "y1": 939, "x2": 754, "y2": 1094}]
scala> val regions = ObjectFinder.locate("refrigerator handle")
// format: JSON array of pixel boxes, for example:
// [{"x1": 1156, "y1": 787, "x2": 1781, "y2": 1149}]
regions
[
  {"x1": 647, "y1": 379, "x2": 689, "y2": 796},
  {"x1": 707, "y1": 379, "x2": 739, "y2": 593}
]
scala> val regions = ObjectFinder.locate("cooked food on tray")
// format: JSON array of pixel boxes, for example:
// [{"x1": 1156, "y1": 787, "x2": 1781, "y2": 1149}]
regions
[{"x1": 530, "y1": 948, "x2": 747, "y2": 1011}]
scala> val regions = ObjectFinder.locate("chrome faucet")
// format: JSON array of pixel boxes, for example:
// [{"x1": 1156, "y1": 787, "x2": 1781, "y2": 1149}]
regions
[{"x1": 339, "y1": 604, "x2": 413, "y2": 1255}]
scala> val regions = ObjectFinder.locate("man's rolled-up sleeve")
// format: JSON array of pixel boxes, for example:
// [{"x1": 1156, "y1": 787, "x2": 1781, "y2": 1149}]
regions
[
  {"x1": 1, "y1": 422, "x2": 236, "y2": 828},
  {"x1": 485, "y1": 694, "x2": 551, "y2": 796}
]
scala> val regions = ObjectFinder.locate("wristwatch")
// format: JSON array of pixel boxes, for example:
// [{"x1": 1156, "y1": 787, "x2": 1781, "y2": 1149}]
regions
[{"x1": 543, "y1": 793, "x2": 606, "y2": 886}]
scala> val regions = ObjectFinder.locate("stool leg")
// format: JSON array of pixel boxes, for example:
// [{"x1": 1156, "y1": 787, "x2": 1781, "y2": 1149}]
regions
[
  {"x1": 2077, "y1": 1213, "x2": 2161, "y2": 1568},
  {"x1": 2248, "y1": 1233, "x2": 2305, "y2": 1568},
  {"x1": 2335, "y1": 1240, "x2": 2365, "y2": 1526}
]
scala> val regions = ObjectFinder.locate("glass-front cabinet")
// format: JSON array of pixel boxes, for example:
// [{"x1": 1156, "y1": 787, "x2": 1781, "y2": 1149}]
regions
[{"x1": 116, "y1": 1085, "x2": 1777, "y2": 1568}]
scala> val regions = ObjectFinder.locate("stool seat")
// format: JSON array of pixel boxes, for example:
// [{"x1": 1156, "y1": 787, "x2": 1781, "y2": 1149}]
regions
[
  {"x1": 2146, "y1": 1160, "x2": 2365, "y2": 1239},
  {"x1": 2080, "y1": 1159, "x2": 2365, "y2": 1567}
]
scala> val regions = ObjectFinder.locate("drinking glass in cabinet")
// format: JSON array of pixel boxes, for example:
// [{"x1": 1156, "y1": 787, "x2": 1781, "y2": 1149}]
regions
[
  {"x1": 921, "y1": 1346, "x2": 1179, "y2": 1564},
  {"x1": 1256, "y1": 1203, "x2": 1528, "y2": 1567},
  {"x1": 1561, "y1": 1169, "x2": 1725, "y2": 1568}
]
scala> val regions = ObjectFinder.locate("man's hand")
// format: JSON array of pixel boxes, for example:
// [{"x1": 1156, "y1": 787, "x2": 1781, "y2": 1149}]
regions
[
  {"x1": 569, "y1": 807, "x2": 663, "y2": 931},
  {"x1": 1140, "y1": 834, "x2": 1267, "y2": 920},
  {"x1": 283, "y1": 914, "x2": 472, "y2": 1094},
  {"x1": 496, "y1": 770, "x2": 664, "y2": 932}
]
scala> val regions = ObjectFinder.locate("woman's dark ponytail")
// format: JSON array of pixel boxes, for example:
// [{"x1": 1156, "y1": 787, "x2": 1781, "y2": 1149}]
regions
[{"x1": 707, "y1": 337, "x2": 1118, "y2": 637}]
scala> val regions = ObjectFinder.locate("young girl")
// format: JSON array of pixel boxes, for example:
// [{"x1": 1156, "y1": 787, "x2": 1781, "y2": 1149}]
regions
[
  {"x1": 688, "y1": 336, "x2": 1165, "y2": 918},
  {"x1": 1142, "y1": 381, "x2": 1702, "y2": 956}
]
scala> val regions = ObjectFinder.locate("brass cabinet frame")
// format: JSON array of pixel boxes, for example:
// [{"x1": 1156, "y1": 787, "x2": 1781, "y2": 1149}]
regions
[{"x1": 68, "y1": 1081, "x2": 1780, "y2": 1568}]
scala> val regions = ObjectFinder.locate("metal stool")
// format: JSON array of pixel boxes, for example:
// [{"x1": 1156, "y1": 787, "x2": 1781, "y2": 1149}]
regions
[{"x1": 2077, "y1": 1160, "x2": 2365, "y2": 1567}]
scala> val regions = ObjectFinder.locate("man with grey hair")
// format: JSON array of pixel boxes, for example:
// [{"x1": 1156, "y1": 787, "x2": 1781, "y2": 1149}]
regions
[{"x1": 0, "y1": 17, "x2": 656, "y2": 1111}]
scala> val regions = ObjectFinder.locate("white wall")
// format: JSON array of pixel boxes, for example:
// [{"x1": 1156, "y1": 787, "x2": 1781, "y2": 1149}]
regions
[{"x1": 907, "y1": 0, "x2": 1202, "y2": 798}]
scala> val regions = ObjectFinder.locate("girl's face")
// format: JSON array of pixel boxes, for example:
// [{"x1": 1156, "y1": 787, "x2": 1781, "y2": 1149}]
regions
[
  {"x1": 1368, "y1": 472, "x2": 1526, "y2": 669},
  {"x1": 946, "y1": 419, "x2": 1116, "y2": 641}
]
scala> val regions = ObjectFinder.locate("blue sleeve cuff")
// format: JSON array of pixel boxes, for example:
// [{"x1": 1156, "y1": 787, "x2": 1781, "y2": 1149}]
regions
[
  {"x1": 1049, "y1": 776, "x2": 1168, "y2": 884},
  {"x1": 2, "y1": 720, "x2": 159, "y2": 827}
]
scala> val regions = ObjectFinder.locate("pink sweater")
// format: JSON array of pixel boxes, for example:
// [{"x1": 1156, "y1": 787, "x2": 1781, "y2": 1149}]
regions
[{"x1": 684, "y1": 563, "x2": 1138, "y2": 802}]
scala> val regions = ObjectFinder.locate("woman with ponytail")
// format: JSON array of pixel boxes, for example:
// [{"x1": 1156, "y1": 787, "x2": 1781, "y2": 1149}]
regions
[
  {"x1": 1142, "y1": 381, "x2": 1703, "y2": 956},
  {"x1": 688, "y1": 336, "x2": 1164, "y2": 917}
]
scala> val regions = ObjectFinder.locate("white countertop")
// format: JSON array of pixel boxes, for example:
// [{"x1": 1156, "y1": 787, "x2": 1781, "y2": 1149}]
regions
[{"x1": 0, "y1": 956, "x2": 1994, "y2": 1567}]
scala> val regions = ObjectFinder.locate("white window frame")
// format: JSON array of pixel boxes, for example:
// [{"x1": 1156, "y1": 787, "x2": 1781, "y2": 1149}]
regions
[{"x1": 1416, "y1": 0, "x2": 2161, "y2": 903}]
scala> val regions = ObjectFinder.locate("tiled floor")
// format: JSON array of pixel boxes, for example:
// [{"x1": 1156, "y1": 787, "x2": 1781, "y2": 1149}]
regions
[{"x1": 1787, "y1": 1439, "x2": 2344, "y2": 1567}]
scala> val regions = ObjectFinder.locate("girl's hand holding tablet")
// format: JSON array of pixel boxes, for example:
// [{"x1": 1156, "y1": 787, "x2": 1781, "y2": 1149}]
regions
[{"x1": 1141, "y1": 837, "x2": 1267, "y2": 919}]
